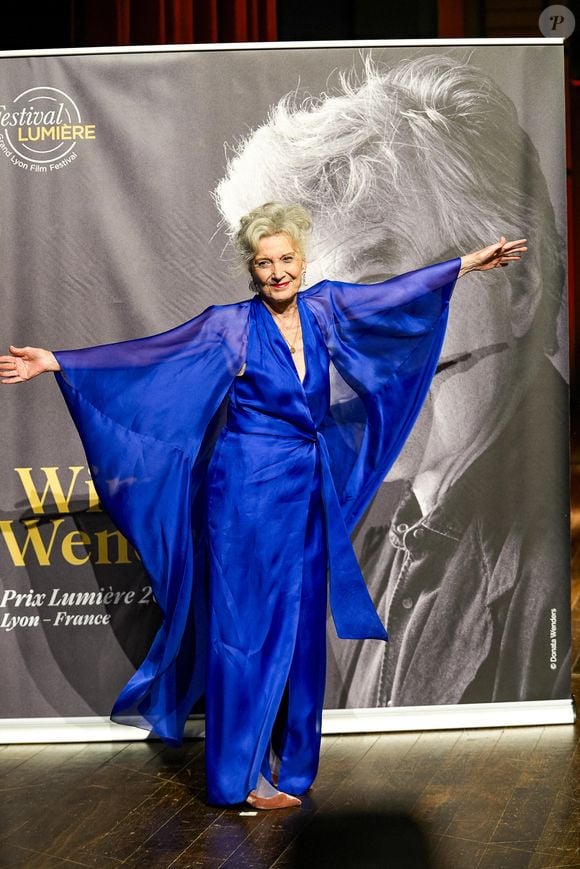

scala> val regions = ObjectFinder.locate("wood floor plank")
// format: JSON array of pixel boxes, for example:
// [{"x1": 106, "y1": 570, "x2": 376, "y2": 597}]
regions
[
  {"x1": 440, "y1": 728, "x2": 545, "y2": 844},
  {"x1": 110, "y1": 739, "x2": 205, "y2": 787},
  {"x1": 528, "y1": 851, "x2": 580, "y2": 868},
  {"x1": 118, "y1": 801, "x2": 229, "y2": 868},
  {"x1": 345, "y1": 729, "x2": 461, "y2": 798},
  {"x1": 216, "y1": 811, "x2": 307, "y2": 869},
  {"x1": 429, "y1": 833, "x2": 487, "y2": 868},
  {"x1": 0, "y1": 744, "x2": 94, "y2": 792},
  {"x1": 109, "y1": 739, "x2": 170, "y2": 769},
  {"x1": 491, "y1": 786, "x2": 565, "y2": 852},
  {"x1": 412, "y1": 732, "x2": 506, "y2": 842},
  {"x1": 533, "y1": 783, "x2": 580, "y2": 864},
  {"x1": 0, "y1": 744, "x2": 47, "y2": 776},
  {"x1": 490, "y1": 727, "x2": 576, "y2": 850},
  {"x1": 1, "y1": 763, "x2": 175, "y2": 866},
  {"x1": 0, "y1": 844, "x2": 96, "y2": 868},
  {"x1": 72, "y1": 779, "x2": 197, "y2": 864},
  {"x1": 477, "y1": 842, "x2": 537, "y2": 867},
  {"x1": 413, "y1": 781, "x2": 465, "y2": 838},
  {"x1": 0, "y1": 745, "x2": 129, "y2": 846}
]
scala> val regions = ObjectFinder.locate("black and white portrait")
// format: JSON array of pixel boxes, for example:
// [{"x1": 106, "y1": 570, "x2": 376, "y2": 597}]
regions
[{"x1": 214, "y1": 49, "x2": 570, "y2": 709}]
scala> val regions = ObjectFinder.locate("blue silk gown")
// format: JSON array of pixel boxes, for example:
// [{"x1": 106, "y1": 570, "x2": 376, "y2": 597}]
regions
[{"x1": 53, "y1": 257, "x2": 460, "y2": 805}]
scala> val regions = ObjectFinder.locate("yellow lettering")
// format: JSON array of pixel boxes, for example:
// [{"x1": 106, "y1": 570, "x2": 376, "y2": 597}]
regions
[
  {"x1": 0, "y1": 518, "x2": 65, "y2": 567},
  {"x1": 15, "y1": 125, "x2": 95, "y2": 142},
  {"x1": 94, "y1": 529, "x2": 131, "y2": 565},
  {"x1": 61, "y1": 530, "x2": 91, "y2": 565},
  {"x1": 15, "y1": 466, "x2": 85, "y2": 515}
]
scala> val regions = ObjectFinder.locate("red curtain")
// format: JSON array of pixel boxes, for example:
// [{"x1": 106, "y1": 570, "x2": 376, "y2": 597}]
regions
[{"x1": 70, "y1": 0, "x2": 277, "y2": 46}]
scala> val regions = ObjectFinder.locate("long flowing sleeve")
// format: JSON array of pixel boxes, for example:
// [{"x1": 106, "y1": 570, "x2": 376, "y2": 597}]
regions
[
  {"x1": 53, "y1": 301, "x2": 250, "y2": 743},
  {"x1": 303, "y1": 257, "x2": 460, "y2": 530}
]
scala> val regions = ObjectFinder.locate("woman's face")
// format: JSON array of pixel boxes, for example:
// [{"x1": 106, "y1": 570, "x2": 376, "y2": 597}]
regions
[{"x1": 250, "y1": 233, "x2": 305, "y2": 306}]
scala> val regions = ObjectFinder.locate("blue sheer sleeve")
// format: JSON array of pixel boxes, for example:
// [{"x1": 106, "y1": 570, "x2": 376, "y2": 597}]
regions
[
  {"x1": 303, "y1": 257, "x2": 461, "y2": 529},
  {"x1": 53, "y1": 302, "x2": 250, "y2": 743}
]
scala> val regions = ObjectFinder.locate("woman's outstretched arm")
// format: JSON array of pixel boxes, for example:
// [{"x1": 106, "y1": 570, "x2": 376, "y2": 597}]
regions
[
  {"x1": 458, "y1": 236, "x2": 527, "y2": 278},
  {"x1": 0, "y1": 345, "x2": 61, "y2": 384}
]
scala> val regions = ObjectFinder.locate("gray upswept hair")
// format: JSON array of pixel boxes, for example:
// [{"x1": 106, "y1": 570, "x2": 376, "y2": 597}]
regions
[
  {"x1": 234, "y1": 201, "x2": 312, "y2": 270},
  {"x1": 215, "y1": 53, "x2": 564, "y2": 353}
]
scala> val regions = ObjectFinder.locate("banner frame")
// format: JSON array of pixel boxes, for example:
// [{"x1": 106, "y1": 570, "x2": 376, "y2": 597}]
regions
[
  {"x1": 0, "y1": 699, "x2": 574, "y2": 744},
  {"x1": 0, "y1": 35, "x2": 572, "y2": 744},
  {"x1": 0, "y1": 36, "x2": 565, "y2": 62}
]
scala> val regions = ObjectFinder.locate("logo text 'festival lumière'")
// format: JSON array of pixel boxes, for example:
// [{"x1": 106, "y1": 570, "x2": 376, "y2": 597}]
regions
[{"x1": 0, "y1": 86, "x2": 96, "y2": 171}]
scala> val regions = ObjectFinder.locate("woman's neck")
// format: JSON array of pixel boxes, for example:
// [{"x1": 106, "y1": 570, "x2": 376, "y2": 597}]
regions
[{"x1": 260, "y1": 296, "x2": 299, "y2": 318}]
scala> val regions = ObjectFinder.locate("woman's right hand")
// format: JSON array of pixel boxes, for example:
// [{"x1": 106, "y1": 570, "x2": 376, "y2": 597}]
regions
[{"x1": 0, "y1": 345, "x2": 61, "y2": 384}]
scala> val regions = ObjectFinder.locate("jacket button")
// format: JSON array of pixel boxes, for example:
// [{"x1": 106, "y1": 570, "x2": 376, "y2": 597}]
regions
[{"x1": 402, "y1": 597, "x2": 414, "y2": 610}]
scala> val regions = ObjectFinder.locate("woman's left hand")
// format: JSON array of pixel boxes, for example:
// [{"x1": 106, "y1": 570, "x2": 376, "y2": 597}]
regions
[{"x1": 458, "y1": 237, "x2": 528, "y2": 278}]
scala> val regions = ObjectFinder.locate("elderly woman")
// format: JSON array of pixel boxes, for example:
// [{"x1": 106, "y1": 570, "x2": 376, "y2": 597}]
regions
[{"x1": 0, "y1": 202, "x2": 526, "y2": 810}]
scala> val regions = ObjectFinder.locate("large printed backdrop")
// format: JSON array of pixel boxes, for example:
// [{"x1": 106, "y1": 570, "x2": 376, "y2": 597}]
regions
[{"x1": 0, "y1": 42, "x2": 570, "y2": 720}]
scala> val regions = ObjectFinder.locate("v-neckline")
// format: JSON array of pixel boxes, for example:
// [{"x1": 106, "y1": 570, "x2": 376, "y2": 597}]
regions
[{"x1": 259, "y1": 297, "x2": 307, "y2": 385}]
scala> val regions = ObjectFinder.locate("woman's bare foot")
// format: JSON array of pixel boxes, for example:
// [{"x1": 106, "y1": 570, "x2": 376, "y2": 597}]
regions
[{"x1": 246, "y1": 790, "x2": 301, "y2": 810}]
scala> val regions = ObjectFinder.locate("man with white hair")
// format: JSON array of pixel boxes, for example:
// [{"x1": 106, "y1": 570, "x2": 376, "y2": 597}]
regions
[{"x1": 215, "y1": 53, "x2": 570, "y2": 708}]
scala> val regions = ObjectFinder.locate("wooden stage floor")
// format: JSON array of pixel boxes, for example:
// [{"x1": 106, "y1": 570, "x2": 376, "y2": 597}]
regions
[{"x1": 0, "y1": 492, "x2": 578, "y2": 868}]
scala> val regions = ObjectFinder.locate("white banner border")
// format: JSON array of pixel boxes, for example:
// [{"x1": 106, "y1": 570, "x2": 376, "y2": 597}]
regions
[
  {"x1": 0, "y1": 37, "x2": 565, "y2": 61},
  {"x1": 0, "y1": 700, "x2": 574, "y2": 743}
]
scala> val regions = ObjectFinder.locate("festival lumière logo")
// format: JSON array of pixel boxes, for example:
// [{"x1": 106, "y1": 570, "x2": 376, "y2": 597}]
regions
[{"x1": 0, "y1": 85, "x2": 95, "y2": 172}]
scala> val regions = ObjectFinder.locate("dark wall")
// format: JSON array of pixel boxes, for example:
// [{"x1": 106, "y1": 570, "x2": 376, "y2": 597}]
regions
[
  {"x1": 277, "y1": 0, "x2": 437, "y2": 41},
  {"x1": 2, "y1": 2, "x2": 73, "y2": 50}
]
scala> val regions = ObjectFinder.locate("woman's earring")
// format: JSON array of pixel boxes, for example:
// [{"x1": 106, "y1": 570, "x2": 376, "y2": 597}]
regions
[
  {"x1": 301, "y1": 270, "x2": 307, "y2": 287},
  {"x1": 249, "y1": 277, "x2": 259, "y2": 294}
]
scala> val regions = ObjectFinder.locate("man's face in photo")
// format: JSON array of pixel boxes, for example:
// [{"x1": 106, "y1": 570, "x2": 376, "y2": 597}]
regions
[{"x1": 308, "y1": 216, "x2": 529, "y2": 496}]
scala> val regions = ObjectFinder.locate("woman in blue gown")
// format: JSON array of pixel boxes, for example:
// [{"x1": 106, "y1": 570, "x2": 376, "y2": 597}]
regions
[{"x1": 0, "y1": 202, "x2": 526, "y2": 810}]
